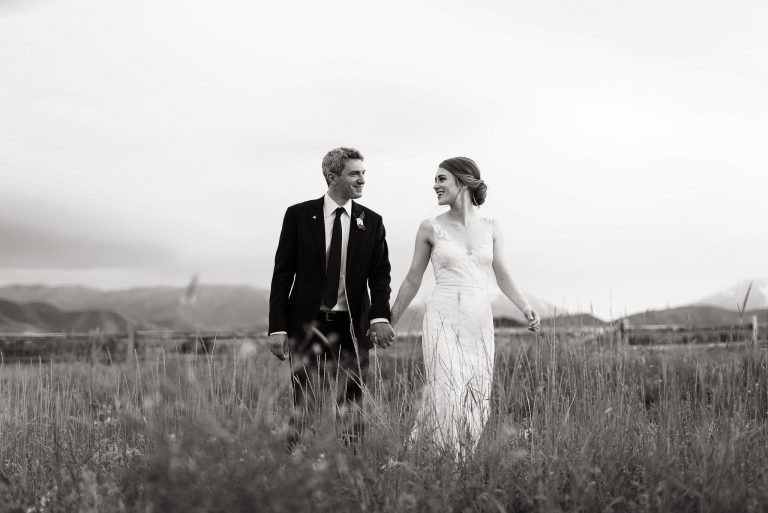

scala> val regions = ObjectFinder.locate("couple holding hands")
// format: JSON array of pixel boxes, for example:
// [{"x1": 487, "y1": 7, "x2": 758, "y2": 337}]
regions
[{"x1": 268, "y1": 147, "x2": 540, "y2": 455}]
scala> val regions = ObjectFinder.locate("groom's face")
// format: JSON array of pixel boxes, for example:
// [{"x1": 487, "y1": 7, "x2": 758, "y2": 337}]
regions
[{"x1": 330, "y1": 159, "x2": 366, "y2": 200}]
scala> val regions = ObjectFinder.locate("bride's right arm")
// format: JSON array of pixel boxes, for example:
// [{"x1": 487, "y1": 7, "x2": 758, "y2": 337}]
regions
[{"x1": 390, "y1": 219, "x2": 433, "y2": 326}]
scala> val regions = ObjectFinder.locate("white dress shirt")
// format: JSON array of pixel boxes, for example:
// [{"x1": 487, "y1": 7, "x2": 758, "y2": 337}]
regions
[
  {"x1": 321, "y1": 195, "x2": 388, "y2": 325},
  {"x1": 322, "y1": 193, "x2": 351, "y2": 311}
]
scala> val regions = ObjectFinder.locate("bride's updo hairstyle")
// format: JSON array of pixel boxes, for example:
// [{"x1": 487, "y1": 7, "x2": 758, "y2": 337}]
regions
[{"x1": 439, "y1": 156, "x2": 488, "y2": 206}]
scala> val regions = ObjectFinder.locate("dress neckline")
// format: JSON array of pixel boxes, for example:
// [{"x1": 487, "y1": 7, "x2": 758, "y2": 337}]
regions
[{"x1": 431, "y1": 217, "x2": 492, "y2": 255}]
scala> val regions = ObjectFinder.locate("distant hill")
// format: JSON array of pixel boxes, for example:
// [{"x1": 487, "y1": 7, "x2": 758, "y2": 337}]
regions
[
  {"x1": 491, "y1": 294, "x2": 557, "y2": 322},
  {"x1": 0, "y1": 285, "x2": 107, "y2": 311},
  {"x1": 0, "y1": 284, "x2": 566, "y2": 332},
  {"x1": 493, "y1": 317, "x2": 526, "y2": 328},
  {"x1": 620, "y1": 305, "x2": 763, "y2": 326},
  {"x1": 696, "y1": 278, "x2": 768, "y2": 311},
  {"x1": 0, "y1": 298, "x2": 130, "y2": 333},
  {"x1": 7, "y1": 282, "x2": 762, "y2": 333},
  {"x1": 392, "y1": 306, "x2": 763, "y2": 330},
  {"x1": 0, "y1": 284, "x2": 270, "y2": 331},
  {"x1": 545, "y1": 313, "x2": 609, "y2": 327}
]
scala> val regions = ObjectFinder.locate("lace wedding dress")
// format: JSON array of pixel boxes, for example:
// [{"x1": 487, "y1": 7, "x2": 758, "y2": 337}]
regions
[{"x1": 410, "y1": 217, "x2": 496, "y2": 454}]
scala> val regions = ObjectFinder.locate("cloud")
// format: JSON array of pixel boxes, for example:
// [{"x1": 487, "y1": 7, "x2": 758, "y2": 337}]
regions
[
  {"x1": 0, "y1": 0, "x2": 50, "y2": 16},
  {"x1": 0, "y1": 222, "x2": 173, "y2": 269},
  {"x1": 1, "y1": 0, "x2": 767, "y2": 317},
  {"x1": 0, "y1": 195, "x2": 176, "y2": 269}
]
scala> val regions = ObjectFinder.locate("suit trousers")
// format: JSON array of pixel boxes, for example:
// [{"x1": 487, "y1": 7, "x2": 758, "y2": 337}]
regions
[{"x1": 287, "y1": 311, "x2": 369, "y2": 449}]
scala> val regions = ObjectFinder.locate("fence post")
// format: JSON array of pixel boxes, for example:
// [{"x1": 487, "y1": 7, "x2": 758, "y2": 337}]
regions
[
  {"x1": 618, "y1": 319, "x2": 628, "y2": 345},
  {"x1": 753, "y1": 315, "x2": 759, "y2": 344},
  {"x1": 127, "y1": 322, "x2": 135, "y2": 362}
]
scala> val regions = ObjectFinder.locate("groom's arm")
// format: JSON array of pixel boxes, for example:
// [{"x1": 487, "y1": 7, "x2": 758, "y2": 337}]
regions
[
  {"x1": 268, "y1": 206, "x2": 297, "y2": 335},
  {"x1": 367, "y1": 214, "x2": 392, "y2": 321}
]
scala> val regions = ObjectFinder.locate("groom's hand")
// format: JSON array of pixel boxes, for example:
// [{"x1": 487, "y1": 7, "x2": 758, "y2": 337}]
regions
[
  {"x1": 370, "y1": 322, "x2": 395, "y2": 349},
  {"x1": 267, "y1": 333, "x2": 289, "y2": 360}
]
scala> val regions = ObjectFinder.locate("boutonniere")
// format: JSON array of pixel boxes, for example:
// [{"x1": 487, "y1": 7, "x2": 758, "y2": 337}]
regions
[{"x1": 356, "y1": 212, "x2": 366, "y2": 230}]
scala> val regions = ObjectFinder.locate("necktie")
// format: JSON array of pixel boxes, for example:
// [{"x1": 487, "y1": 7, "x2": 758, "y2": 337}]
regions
[{"x1": 323, "y1": 207, "x2": 344, "y2": 308}]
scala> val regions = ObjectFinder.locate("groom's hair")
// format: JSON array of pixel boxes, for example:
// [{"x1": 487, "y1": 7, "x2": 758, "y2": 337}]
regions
[{"x1": 322, "y1": 147, "x2": 364, "y2": 185}]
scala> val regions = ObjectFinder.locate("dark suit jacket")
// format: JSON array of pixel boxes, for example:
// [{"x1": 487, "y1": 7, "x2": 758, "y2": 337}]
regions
[{"x1": 268, "y1": 197, "x2": 391, "y2": 351}]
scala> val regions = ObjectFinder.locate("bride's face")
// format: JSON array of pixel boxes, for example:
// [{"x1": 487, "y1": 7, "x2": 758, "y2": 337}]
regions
[{"x1": 434, "y1": 168, "x2": 461, "y2": 206}]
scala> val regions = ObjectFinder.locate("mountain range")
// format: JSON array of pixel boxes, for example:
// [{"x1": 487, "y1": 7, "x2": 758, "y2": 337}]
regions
[
  {"x1": 0, "y1": 298, "x2": 129, "y2": 333},
  {"x1": 0, "y1": 278, "x2": 764, "y2": 333},
  {"x1": 0, "y1": 284, "x2": 557, "y2": 333},
  {"x1": 695, "y1": 278, "x2": 768, "y2": 312},
  {"x1": 622, "y1": 305, "x2": 764, "y2": 326},
  {"x1": 0, "y1": 284, "x2": 269, "y2": 332}
]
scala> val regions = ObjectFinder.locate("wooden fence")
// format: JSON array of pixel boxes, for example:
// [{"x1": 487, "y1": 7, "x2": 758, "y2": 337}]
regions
[
  {"x1": 0, "y1": 316, "x2": 765, "y2": 363},
  {"x1": 619, "y1": 315, "x2": 764, "y2": 346},
  {"x1": 0, "y1": 329, "x2": 266, "y2": 364}
]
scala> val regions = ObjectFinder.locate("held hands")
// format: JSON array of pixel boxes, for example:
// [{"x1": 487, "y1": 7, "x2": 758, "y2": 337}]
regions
[
  {"x1": 523, "y1": 307, "x2": 541, "y2": 332},
  {"x1": 268, "y1": 333, "x2": 289, "y2": 360},
  {"x1": 369, "y1": 322, "x2": 395, "y2": 349}
]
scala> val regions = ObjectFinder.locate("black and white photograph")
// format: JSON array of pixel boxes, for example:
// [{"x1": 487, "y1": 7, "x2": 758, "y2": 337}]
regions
[{"x1": 1, "y1": 0, "x2": 767, "y2": 511}]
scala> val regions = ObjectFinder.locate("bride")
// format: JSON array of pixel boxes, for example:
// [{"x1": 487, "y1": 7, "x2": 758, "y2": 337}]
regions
[{"x1": 390, "y1": 156, "x2": 541, "y2": 455}]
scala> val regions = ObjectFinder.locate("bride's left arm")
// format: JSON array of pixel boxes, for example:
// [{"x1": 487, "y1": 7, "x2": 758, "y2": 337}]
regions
[
  {"x1": 390, "y1": 220, "x2": 432, "y2": 326},
  {"x1": 490, "y1": 219, "x2": 541, "y2": 331}
]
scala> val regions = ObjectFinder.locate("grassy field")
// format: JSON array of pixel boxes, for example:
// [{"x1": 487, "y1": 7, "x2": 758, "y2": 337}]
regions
[{"x1": 1, "y1": 332, "x2": 767, "y2": 512}]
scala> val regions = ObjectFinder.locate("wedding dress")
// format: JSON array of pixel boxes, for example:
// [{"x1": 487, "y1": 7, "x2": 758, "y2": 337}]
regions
[{"x1": 411, "y1": 217, "x2": 496, "y2": 454}]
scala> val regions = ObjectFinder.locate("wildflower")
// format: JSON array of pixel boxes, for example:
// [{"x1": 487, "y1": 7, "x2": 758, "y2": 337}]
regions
[{"x1": 311, "y1": 453, "x2": 329, "y2": 472}]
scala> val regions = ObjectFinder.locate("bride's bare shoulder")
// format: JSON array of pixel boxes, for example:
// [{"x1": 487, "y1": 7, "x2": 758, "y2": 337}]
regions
[
  {"x1": 416, "y1": 218, "x2": 436, "y2": 241},
  {"x1": 419, "y1": 217, "x2": 436, "y2": 226}
]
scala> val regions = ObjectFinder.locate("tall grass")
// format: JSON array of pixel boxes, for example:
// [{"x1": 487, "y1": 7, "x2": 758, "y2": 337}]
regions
[{"x1": 0, "y1": 333, "x2": 767, "y2": 512}]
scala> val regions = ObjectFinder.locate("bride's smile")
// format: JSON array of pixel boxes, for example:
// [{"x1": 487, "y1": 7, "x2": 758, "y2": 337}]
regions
[{"x1": 433, "y1": 169, "x2": 461, "y2": 205}]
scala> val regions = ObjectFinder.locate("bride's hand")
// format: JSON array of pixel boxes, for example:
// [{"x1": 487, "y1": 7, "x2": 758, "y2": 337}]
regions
[{"x1": 523, "y1": 307, "x2": 541, "y2": 332}]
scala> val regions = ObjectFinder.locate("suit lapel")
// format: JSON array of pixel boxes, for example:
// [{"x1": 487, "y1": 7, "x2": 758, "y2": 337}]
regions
[
  {"x1": 346, "y1": 201, "x2": 363, "y2": 276},
  {"x1": 310, "y1": 197, "x2": 326, "y2": 272}
]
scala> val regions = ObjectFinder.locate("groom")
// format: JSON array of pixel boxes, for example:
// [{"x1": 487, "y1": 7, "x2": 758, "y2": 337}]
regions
[{"x1": 268, "y1": 147, "x2": 394, "y2": 449}]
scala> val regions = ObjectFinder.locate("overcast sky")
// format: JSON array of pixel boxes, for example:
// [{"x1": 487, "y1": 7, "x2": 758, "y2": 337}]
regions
[{"x1": 1, "y1": 0, "x2": 766, "y2": 318}]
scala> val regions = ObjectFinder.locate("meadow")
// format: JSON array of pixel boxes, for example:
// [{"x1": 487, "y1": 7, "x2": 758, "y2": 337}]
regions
[{"x1": 0, "y1": 331, "x2": 767, "y2": 513}]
